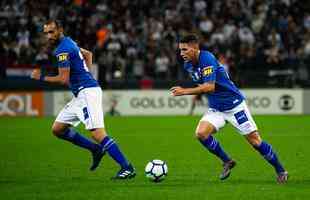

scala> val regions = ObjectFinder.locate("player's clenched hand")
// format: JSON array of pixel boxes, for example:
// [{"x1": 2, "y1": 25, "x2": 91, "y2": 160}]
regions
[
  {"x1": 31, "y1": 69, "x2": 41, "y2": 80},
  {"x1": 170, "y1": 86, "x2": 186, "y2": 96}
]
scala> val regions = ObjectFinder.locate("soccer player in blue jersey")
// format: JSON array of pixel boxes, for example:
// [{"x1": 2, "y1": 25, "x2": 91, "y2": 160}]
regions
[
  {"x1": 31, "y1": 20, "x2": 135, "y2": 179},
  {"x1": 171, "y1": 34, "x2": 288, "y2": 183}
]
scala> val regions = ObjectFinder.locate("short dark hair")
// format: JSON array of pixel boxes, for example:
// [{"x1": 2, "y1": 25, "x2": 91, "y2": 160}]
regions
[
  {"x1": 44, "y1": 19, "x2": 63, "y2": 29},
  {"x1": 179, "y1": 34, "x2": 199, "y2": 43}
]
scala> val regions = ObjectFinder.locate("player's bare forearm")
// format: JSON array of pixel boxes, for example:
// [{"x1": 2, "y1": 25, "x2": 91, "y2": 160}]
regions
[
  {"x1": 80, "y1": 48, "x2": 93, "y2": 68},
  {"x1": 44, "y1": 75, "x2": 69, "y2": 85},
  {"x1": 185, "y1": 87, "x2": 206, "y2": 95},
  {"x1": 32, "y1": 67, "x2": 70, "y2": 85},
  {"x1": 43, "y1": 67, "x2": 70, "y2": 85},
  {"x1": 170, "y1": 83, "x2": 215, "y2": 96},
  {"x1": 170, "y1": 87, "x2": 202, "y2": 96}
]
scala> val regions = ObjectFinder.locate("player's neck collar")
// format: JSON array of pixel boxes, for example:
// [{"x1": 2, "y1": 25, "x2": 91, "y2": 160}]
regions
[{"x1": 59, "y1": 34, "x2": 65, "y2": 42}]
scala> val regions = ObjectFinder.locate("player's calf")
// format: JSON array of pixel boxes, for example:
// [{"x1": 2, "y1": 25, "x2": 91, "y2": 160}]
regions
[
  {"x1": 98, "y1": 135, "x2": 134, "y2": 175},
  {"x1": 198, "y1": 135, "x2": 232, "y2": 163},
  {"x1": 90, "y1": 145, "x2": 106, "y2": 171},
  {"x1": 53, "y1": 126, "x2": 99, "y2": 157},
  {"x1": 251, "y1": 140, "x2": 288, "y2": 183},
  {"x1": 252, "y1": 141, "x2": 286, "y2": 172}
]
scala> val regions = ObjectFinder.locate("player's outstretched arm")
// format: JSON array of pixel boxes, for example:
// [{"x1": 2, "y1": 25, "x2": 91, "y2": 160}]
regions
[
  {"x1": 80, "y1": 48, "x2": 93, "y2": 69},
  {"x1": 170, "y1": 83, "x2": 215, "y2": 96},
  {"x1": 31, "y1": 67, "x2": 70, "y2": 85}
]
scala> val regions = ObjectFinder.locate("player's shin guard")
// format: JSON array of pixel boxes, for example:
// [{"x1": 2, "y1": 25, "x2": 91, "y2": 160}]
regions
[
  {"x1": 199, "y1": 135, "x2": 231, "y2": 163},
  {"x1": 100, "y1": 136, "x2": 130, "y2": 169},
  {"x1": 57, "y1": 129, "x2": 98, "y2": 152},
  {"x1": 254, "y1": 141, "x2": 285, "y2": 173}
]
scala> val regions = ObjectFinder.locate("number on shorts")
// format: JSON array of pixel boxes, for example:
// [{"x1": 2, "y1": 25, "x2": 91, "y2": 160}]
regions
[{"x1": 83, "y1": 107, "x2": 89, "y2": 120}]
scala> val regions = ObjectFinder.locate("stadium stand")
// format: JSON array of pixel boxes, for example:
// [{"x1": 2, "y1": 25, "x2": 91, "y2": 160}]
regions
[{"x1": 0, "y1": 0, "x2": 310, "y2": 89}]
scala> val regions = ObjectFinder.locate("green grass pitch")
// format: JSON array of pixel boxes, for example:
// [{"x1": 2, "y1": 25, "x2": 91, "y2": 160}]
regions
[{"x1": 0, "y1": 115, "x2": 310, "y2": 200}]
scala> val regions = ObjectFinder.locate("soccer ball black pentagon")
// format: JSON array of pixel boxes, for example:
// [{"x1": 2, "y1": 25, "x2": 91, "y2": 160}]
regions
[{"x1": 145, "y1": 159, "x2": 168, "y2": 182}]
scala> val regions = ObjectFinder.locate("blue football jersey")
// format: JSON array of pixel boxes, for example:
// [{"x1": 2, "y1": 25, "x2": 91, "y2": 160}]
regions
[
  {"x1": 183, "y1": 50, "x2": 244, "y2": 111},
  {"x1": 53, "y1": 37, "x2": 99, "y2": 96}
]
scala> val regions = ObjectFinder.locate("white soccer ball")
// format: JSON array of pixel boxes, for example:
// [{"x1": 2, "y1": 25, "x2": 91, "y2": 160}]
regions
[{"x1": 145, "y1": 159, "x2": 168, "y2": 182}]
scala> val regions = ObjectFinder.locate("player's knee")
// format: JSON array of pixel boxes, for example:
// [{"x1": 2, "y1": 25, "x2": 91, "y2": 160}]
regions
[
  {"x1": 52, "y1": 124, "x2": 66, "y2": 137},
  {"x1": 195, "y1": 130, "x2": 211, "y2": 140},
  {"x1": 246, "y1": 131, "x2": 262, "y2": 147},
  {"x1": 195, "y1": 122, "x2": 214, "y2": 140},
  {"x1": 249, "y1": 140, "x2": 260, "y2": 147},
  {"x1": 90, "y1": 128, "x2": 106, "y2": 143}
]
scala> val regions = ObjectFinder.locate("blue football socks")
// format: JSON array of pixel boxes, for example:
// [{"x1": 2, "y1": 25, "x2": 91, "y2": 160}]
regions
[
  {"x1": 57, "y1": 129, "x2": 98, "y2": 152},
  {"x1": 254, "y1": 141, "x2": 285, "y2": 173},
  {"x1": 199, "y1": 135, "x2": 231, "y2": 163},
  {"x1": 100, "y1": 136, "x2": 130, "y2": 169}
]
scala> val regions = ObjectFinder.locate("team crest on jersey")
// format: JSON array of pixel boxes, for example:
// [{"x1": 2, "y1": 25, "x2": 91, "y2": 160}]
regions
[
  {"x1": 57, "y1": 53, "x2": 69, "y2": 62},
  {"x1": 202, "y1": 66, "x2": 213, "y2": 76}
]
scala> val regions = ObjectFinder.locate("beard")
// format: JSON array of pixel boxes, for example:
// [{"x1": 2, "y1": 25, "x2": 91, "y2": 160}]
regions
[
  {"x1": 46, "y1": 38, "x2": 59, "y2": 50},
  {"x1": 182, "y1": 56, "x2": 190, "y2": 61}
]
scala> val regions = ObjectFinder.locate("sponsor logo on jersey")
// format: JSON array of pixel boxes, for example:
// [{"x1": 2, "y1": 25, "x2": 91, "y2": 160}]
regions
[
  {"x1": 57, "y1": 53, "x2": 69, "y2": 62},
  {"x1": 202, "y1": 66, "x2": 213, "y2": 76}
]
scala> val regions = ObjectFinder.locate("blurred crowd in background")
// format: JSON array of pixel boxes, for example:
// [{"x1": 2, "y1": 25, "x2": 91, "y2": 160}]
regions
[{"x1": 1, "y1": 0, "x2": 310, "y2": 87}]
